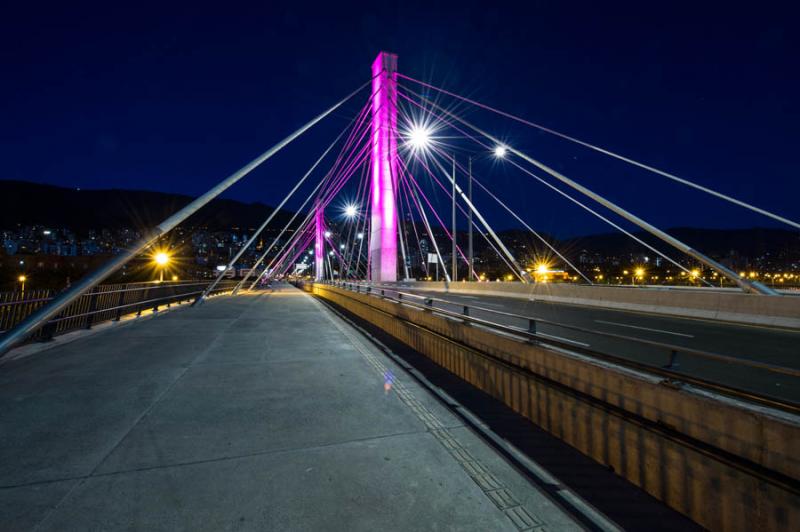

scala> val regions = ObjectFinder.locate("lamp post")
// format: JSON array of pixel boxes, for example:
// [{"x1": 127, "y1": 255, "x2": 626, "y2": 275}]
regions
[
  {"x1": 451, "y1": 154, "x2": 457, "y2": 282},
  {"x1": 154, "y1": 251, "x2": 170, "y2": 282},
  {"x1": 18, "y1": 275, "x2": 26, "y2": 293}
]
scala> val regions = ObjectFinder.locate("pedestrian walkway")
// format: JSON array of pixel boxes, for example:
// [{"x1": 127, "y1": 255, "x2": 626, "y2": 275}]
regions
[{"x1": 0, "y1": 284, "x2": 582, "y2": 531}]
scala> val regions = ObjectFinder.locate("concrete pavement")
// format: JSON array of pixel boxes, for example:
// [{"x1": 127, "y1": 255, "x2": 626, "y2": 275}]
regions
[{"x1": 0, "y1": 284, "x2": 582, "y2": 531}]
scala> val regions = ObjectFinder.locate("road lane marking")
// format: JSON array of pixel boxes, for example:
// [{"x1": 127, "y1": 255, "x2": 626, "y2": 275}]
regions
[{"x1": 594, "y1": 320, "x2": 694, "y2": 338}]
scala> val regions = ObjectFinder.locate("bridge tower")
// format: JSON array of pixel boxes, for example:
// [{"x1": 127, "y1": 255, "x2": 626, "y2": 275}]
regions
[
  {"x1": 314, "y1": 203, "x2": 324, "y2": 280},
  {"x1": 369, "y1": 51, "x2": 399, "y2": 282}
]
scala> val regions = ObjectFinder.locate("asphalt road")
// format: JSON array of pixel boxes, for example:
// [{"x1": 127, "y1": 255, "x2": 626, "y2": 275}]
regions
[{"x1": 386, "y1": 287, "x2": 800, "y2": 406}]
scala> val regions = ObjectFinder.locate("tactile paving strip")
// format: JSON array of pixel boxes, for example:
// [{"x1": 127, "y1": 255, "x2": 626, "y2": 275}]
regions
[{"x1": 317, "y1": 299, "x2": 547, "y2": 531}]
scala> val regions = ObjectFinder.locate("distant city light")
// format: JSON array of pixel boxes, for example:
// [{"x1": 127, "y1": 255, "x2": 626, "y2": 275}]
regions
[
  {"x1": 18, "y1": 275, "x2": 26, "y2": 282},
  {"x1": 536, "y1": 263, "x2": 549, "y2": 274},
  {"x1": 635, "y1": 268, "x2": 645, "y2": 277},
  {"x1": 324, "y1": 231, "x2": 331, "y2": 238},
  {"x1": 494, "y1": 145, "x2": 507, "y2": 158},
  {"x1": 216, "y1": 265, "x2": 227, "y2": 272},
  {"x1": 339, "y1": 244, "x2": 345, "y2": 249},
  {"x1": 344, "y1": 204, "x2": 358, "y2": 218},
  {"x1": 357, "y1": 232, "x2": 364, "y2": 239},
  {"x1": 154, "y1": 252, "x2": 169, "y2": 265},
  {"x1": 42, "y1": 230, "x2": 51, "y2": 235}
]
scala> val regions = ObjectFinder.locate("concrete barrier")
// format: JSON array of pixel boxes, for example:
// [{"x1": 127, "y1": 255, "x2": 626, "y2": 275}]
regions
[
  {"x1": 311, "y1": 283, "x2": 800, "y2": 531},
  {"x1": 391, "y1": 281, "x2": 800, "y2": 329}
]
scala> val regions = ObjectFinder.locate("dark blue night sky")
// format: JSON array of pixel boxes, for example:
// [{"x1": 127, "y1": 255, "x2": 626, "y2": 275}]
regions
[{"x1": 2, "y1": 1, "x2": 798, "y2": 238}]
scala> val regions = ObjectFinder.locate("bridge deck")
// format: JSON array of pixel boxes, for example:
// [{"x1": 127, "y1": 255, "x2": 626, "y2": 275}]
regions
[{"x1": 0, "y1": 285, "x2": 579, "y2": 531}]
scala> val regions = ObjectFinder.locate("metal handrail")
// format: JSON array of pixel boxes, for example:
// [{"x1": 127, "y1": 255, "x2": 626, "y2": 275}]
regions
[
  {"x1": 383, "y1": 287, "x2": 800, "y2": 378},
  {"x1": 0, "y1": 280, "x2": 237, "y2": 344},
  {"x1": 322, "y1": 280, "x2": 800, "y2": 383}
]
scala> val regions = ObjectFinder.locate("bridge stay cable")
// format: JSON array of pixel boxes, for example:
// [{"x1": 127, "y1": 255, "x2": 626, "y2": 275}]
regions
[
  {"x1": 404, "y1": 92, "x2": 703, "y2": 285},
  {"x1": 401, "y1": 86, "x2": 773, "y2": 295},
  {"x1": 241, "y1": 102, "x2": 377, "y2": 288},
  {"x1": 397, "y1": 73, "x2": 800, "y2": 232},
  {"x1": 0, "y1": 79, "x2": 373, "y2": 358},
  {"x1": 427, "y1": 143, "x2": 593, "y2": 285},
  {"x1": 250, "y1": 131, "x2": 373, "y2": 284},
  {"x1": 399, "y1": 85, "x2": 710, "y2": 285},
  {"x1": 195, "y1": 107, "x2": 364, "y2": 304}
]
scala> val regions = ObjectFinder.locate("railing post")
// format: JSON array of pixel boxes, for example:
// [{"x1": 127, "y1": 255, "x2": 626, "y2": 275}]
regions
[
  {"x1": 462, "y1": 305, "x2": 469, "y2": 316},
  {"x1": 113, "y1": 289, "x2": 125, "y2": 321},
  {"x1": 84, "y1": 290, "x2": 99, "y2": 329},
  {"x1": 528, "y1": 318, "x2": 537, "y2": 341},
  {"x1": 366, "y1": 286, "x2": 372, "y2": 294},
  {"x1": 664, "y1": 350, "x2": 679, "y2": 369}
]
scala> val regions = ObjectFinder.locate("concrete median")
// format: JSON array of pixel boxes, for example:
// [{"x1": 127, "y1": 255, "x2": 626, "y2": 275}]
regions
[{"x1": 392, "y1": 281, "x2": 800, "y2": 329}]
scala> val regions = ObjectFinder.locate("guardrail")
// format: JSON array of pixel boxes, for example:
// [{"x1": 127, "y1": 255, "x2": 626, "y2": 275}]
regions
[
  {"x1": 0, "y1": 280, "x2": 238, "y2": 345},
  {"x1": 316, "y1": 280, "x2": 800, "y2": 413}
]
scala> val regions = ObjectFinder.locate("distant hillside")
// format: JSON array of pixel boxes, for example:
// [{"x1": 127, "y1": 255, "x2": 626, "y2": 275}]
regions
[
  {"x1": 0, "y1": 180, "x2": 295, "y2": 232},
  {"x1": 2, "y1": 180, "x2": 797, "y2": 259}
]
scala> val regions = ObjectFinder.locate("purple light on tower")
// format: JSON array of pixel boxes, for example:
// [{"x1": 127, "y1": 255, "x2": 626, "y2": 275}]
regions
[
  {"x1": 369, "y1": 51, "x2": 399, "y2": 282},
  {"x1": 315, "y1": 204, "x2": 324, "y2": 280}
]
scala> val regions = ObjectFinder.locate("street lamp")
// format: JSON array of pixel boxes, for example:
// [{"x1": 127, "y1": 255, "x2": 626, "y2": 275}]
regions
[
  {"x1": 406, "y1": 125, "x2": 433, "y2": 152},
  {"x1": 344, "y1": 204, "x2": 358, "y2": 218},
  {"x1": 493, "y1": 145, "x2": 507, "y2": 158},
  {"x1": 18, "y1": 275, "x2": 26, "y2": 292},
  {"x1": 153, "y1": 251, "x2": 170, "y2": 282}
]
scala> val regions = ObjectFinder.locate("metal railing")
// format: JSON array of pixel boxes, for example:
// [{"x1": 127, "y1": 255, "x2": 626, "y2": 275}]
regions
[
  {"x1": 315, "y1": 280, "x2": 800, "y2": 413},
  {"x1": 0, "y1": 280, "x2": 238, "y2": 345}
]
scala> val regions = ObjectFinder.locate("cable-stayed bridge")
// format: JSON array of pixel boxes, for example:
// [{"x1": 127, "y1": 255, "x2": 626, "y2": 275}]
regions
[{"x1": 1, "y1": 52, "x2": 798, "y2": 531}]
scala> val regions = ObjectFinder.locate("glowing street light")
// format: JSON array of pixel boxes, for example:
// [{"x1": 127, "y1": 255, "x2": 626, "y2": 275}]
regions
[
  {"x1": 153, "y1": 251, "x2": 171, "y2": 282},
  {"x1": 344, "y1": 204, "x2": 358, "y2": 218},
  {"x1": 357, "y1": 232, "x2": 364, "y2": 240},
  {"x1": 18, "y1": 274, "x2": 26, "y2": 292},
  {"x1": 493, "y1": 145, "x2": 507, "y2": 158},
  {"x1": 324, "y1": 231, "x2": 331, "y2": 238},
  {"x1": 406, "y1": 125, "x2": 432, "y2": 151}
]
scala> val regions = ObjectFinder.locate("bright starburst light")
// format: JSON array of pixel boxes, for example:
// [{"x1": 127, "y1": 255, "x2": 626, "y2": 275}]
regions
[
  {"x1": 344, "y1": 204, "x2": 358, "y2": 218},
  {"x1": 407, "y1": 126, "x2": 432, "y2": 150},
  {"x1": 494, "y1": 145, "x2": 507, "y2": 158}
]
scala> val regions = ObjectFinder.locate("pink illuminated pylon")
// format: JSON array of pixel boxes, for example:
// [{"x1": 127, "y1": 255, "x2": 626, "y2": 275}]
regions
[
  {"x1": 369, "y1": 52, "x2": 399, "y2": 282},
  {"x1": 314, "y1": 203, "x2": 324, "y2": 280}
]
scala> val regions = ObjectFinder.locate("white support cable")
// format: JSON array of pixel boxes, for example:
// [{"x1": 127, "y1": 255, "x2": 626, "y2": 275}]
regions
[
  {"x1": 399, "y1": 153, "x2": 482, "y2": 279},
  {"x1": 402, "y1": 86, "x2": 754, "y2": 292},
  {"x1": 237, "y1": 133, "x2": 363, "y2": 292},
  {"x1": 401, "y1": 159, "x2": 506, "y2": 281},
  {"x1": 423, "y1": 150, "x2": 528, "y2": 283},
  {"x1": 397, "y1": 163, "x2": 451, "y2": 283},
  {"x1": 398, "y1": 175, "x2": 429, "y2": 276},
  {"x1": 247, "y1": 125, "x2": 375, "y2": 288},
  {"x1": 398, "y1": 74, "x2": 800, "y2": 231},
  {"x1": 199, "y1": 119, "x2": 354, "y2": 302},
  {"x1": 432, "y1": 146, "x2": 593, "y2": 284},
  {"x1": 399, "y1": 86, "x2": 704, "y2": 285},
  {"x1": 0, "y1": 79, "x2": 373, "y2": 358}
]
